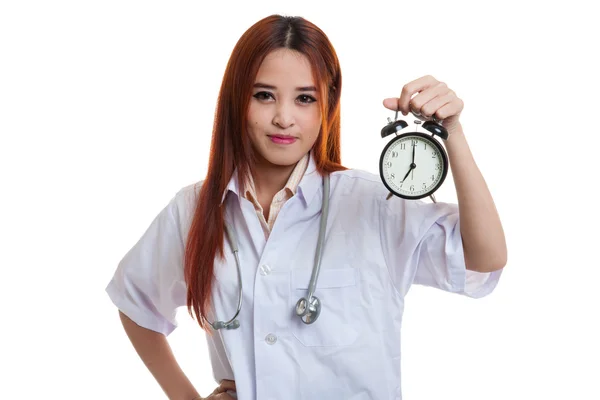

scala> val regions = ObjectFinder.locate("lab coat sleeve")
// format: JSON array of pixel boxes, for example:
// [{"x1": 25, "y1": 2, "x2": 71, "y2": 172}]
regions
[
  {"x1": 380, "y1": 198, "x2": 502, "y2": 299},
  {"x1": 105, "y1": 193, "x2": 188, "y2": 336}
]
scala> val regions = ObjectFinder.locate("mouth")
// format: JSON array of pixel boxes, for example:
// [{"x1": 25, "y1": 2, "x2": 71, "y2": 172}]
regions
[{"x1": 268, "y1": 134, "x2": 297, "y2": 145}]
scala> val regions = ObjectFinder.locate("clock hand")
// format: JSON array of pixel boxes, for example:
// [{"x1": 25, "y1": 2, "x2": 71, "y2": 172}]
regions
[
  {"x1": 401, "y1": 164, "x2": 415, "y2": 182},
  {"x1": 409, "y1": 143, "x2": 417, "y2": 180},
  {"x1": 401, "y1": 167, "x2": 412, "y2": 182},
  {"x1": 401, "y1": 142, "x2": 418, "y2": 183}
]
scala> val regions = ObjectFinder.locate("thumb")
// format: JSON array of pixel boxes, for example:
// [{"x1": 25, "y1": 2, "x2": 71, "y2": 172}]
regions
[{"x1": 382, "y1": 98, "x2": 406, "y2": 115}]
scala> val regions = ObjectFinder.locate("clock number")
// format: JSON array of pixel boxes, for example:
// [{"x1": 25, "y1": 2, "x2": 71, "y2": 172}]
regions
[
  {"x1": 410, "y1": 185, "x2": 414, "y2": 192},
  {"x1": 386, "y1": 161, "x2": 392, "y2": 168},
  {"x1": 422, "y1": 183, "x2": 427, "y2": 189},
  {"x1": 411, "y1": 139, "x2": 418, "y2": 147},
  {"x1": 391, "y1": 151, "x2": 398, "y2": 157},
  {"x1": 432, "y1": 151, "x2": 436, "y2": 158},
  {"x1": 435, "y1": 163, "x2": 440, "y2": 170},
  {"x1": 431, "y1": 174, "x2": 435, "y2": 181},
  {"x1": 400, "y1": 143, "x2": 406, "y2": 150},
  {"x1": 390, "y1": 173, "x2": 395, "y2": 179}
]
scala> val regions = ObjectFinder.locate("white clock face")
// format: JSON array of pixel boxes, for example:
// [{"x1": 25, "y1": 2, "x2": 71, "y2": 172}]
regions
[{"x1": 381, "y1": 135, "x2": 445, "y2": 198}]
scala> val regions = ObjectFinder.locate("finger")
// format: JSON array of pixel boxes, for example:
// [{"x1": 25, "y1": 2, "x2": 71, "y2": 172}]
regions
[
  {"x1": 217, "y1": 380, "x2": 237, "y2": 392},
  {"x1": 434, "y1": 100, "x2": 463, "y2": 122},
  {"x1": 214, "y1": 393, "x2": 236, "y2": 400},
  {"x1": 398, "y1": 75, "x2": 439, "y2": 115},
  {"x1": 382, "y1": 97, "x2": 402, "y2": 113},
  {"x1": 382, "y1": 86, "x2": 446, "y2": 117},
  {"x1": 408, "y1": 83, "x2": 449, "y2": 117},
  {"x1": 420, "y1": 92, "x2": 454, "y2": 120},
  {"x1": 383, "y1": 75, "x2": 437, "y2": 113}
]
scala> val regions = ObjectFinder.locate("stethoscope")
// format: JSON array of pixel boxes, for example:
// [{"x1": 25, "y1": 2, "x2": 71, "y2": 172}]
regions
[{"x1": 208, "y1": 173, "x2": 330, "y2": 330}]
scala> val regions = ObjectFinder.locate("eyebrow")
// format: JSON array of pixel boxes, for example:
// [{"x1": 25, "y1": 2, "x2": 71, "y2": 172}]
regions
[{"x1": 253, "y1": 82, "x2": 317, "y2": 92}]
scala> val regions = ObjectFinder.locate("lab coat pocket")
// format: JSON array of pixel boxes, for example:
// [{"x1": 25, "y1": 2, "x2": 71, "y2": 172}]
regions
[{"x1": 290, "y1": 267, "x2": 360, "y2": 347}]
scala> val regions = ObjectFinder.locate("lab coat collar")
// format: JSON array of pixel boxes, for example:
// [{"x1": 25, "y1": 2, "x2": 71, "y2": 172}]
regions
[
  {"x1": 220, "y1": 150, "x2": 322, "y2": 208},
  {"x1": 222, "y1": 171, "x2": 240, "y2": 205},
  {"x1": 296, "y1": 150, "x2": 322, "y2": 208}
]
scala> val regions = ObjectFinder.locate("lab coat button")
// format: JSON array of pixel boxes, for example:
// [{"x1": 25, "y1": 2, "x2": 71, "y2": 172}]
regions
[
  {"x1": 259, "y1": 264, "x2": 272, "y2": 276},
  {"x1": 265, "y1": 333, "x2": 277, "y2": 345}
]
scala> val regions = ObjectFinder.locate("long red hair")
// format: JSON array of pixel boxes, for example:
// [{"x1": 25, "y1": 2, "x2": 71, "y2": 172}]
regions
[{"x1": 184, "y1": 14, "x2": 347, "y2": 333}]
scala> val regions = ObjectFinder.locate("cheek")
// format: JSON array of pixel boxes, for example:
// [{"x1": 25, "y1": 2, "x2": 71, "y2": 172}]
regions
[
  {"x1": 297, "y1": 104, "x2": 319, "y2": 121},
  {"x1": 247, "y1": 103, "x2": 262, "y2": 121},
  {"x1": 305, "y1": 109, "x2": 322, "y2": 133},
  {"x1": 246, "y1": 107, "x2": 265, "y2": 135}
]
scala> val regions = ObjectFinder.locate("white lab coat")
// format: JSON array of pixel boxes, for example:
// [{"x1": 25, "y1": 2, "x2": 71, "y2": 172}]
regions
[{"x1": 106, "y1": 153, "x2": 502, "y2": 400}]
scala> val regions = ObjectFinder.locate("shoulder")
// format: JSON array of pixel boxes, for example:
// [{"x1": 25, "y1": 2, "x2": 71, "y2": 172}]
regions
[
  {"x1": 331, "y1": 168, "x2": 438, "y2": 220},
  {"x1": 174, "y1": 180, "x2": 203, "y2": 207},
  {"x1": 330, "y1": 168, "x2": 389, "y2": 200},
  {"x1": 327, "y1": 168, "x2": 401, "y2": 222},
  {"x1": 167, "y1": 180, "x2": 204, "y2": 235}
]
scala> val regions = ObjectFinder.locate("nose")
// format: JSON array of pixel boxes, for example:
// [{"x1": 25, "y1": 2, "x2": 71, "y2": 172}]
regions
[{"x1": 272, "y1": 102, "x2": 295, "y2": 129}]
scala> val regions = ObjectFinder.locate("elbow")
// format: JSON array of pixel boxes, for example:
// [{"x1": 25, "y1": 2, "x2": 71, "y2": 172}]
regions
[
  {"x1": 465, "y1": 251, "x2": 507, "y2": 273},
  {"x1": 482, "y1": 260, "x2": 506, "y2": 273},
  {"x1": 461, "y1": 232, "x2": 507, "y2": 273}
]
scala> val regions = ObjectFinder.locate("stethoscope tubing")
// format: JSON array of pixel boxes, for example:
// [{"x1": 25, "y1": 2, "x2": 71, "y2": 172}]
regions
[
  {"x1": 209, "y1": 173, "x2": 330, "y2": 330},
  {"x1": 304, "y1": 172, "x2": 329, "y2": 312}
]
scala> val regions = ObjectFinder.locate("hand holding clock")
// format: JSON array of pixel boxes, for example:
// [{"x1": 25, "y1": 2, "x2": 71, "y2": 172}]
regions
[
  {"x1": 382, "y1": 75, "x2": 464, "y2": 134},
  {"x1": 378, "y1": 75, "x2": 462, "y2": 200},
  {"x1": 379, "y1": 76, "x2": 507, "y2": 272}
]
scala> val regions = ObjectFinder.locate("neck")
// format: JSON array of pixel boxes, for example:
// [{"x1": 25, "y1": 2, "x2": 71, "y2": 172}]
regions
[{"x1": 252, "y1": 161, "x2": 296, "y2": 201}]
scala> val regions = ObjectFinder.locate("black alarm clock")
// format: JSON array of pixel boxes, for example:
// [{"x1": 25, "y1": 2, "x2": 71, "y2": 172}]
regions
[{"x1": 379, "y1": 111, "x2": 449, "y2": 203}]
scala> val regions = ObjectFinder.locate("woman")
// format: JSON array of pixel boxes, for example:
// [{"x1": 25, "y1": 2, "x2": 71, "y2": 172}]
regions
[{"x1": 106, "y1": 14, "x2": 506, "y2": 400}]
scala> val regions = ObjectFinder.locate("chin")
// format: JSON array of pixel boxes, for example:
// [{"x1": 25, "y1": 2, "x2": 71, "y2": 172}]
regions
[
  {"x1": 265, "y1": 154, "x2": 301, "y2": 167},
  {"x1": 259, "y1": 150, "x2": 304, "y2": 168}
]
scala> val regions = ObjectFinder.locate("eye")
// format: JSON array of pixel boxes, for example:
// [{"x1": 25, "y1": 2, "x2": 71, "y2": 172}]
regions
[
  {"x1": 298, "y1": 94, "x2": 317, "y2": 104},
  {"x1": 253, "y1": 91, "x2": 274, "y2": 101}
]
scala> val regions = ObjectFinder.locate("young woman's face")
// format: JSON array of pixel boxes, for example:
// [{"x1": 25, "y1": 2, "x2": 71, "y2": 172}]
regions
[{"x1": 247, "y1": 48, "x2": 322, "y2": 168}]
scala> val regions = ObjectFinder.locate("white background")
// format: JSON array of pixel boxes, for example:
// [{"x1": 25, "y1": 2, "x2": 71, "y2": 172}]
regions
[{"x1": 1, "y1": 0, "x2": 599, "y2": 399}]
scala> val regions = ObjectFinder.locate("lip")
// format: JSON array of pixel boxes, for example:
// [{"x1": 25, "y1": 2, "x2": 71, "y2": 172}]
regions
[{"x1": 268, "y1": 134, "x2": 297, "y2": 145}]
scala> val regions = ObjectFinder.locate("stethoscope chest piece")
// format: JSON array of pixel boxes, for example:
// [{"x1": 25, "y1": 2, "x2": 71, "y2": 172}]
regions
[{"x1": 295, "y1": 295, "x2": 321, "y2": 324}]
